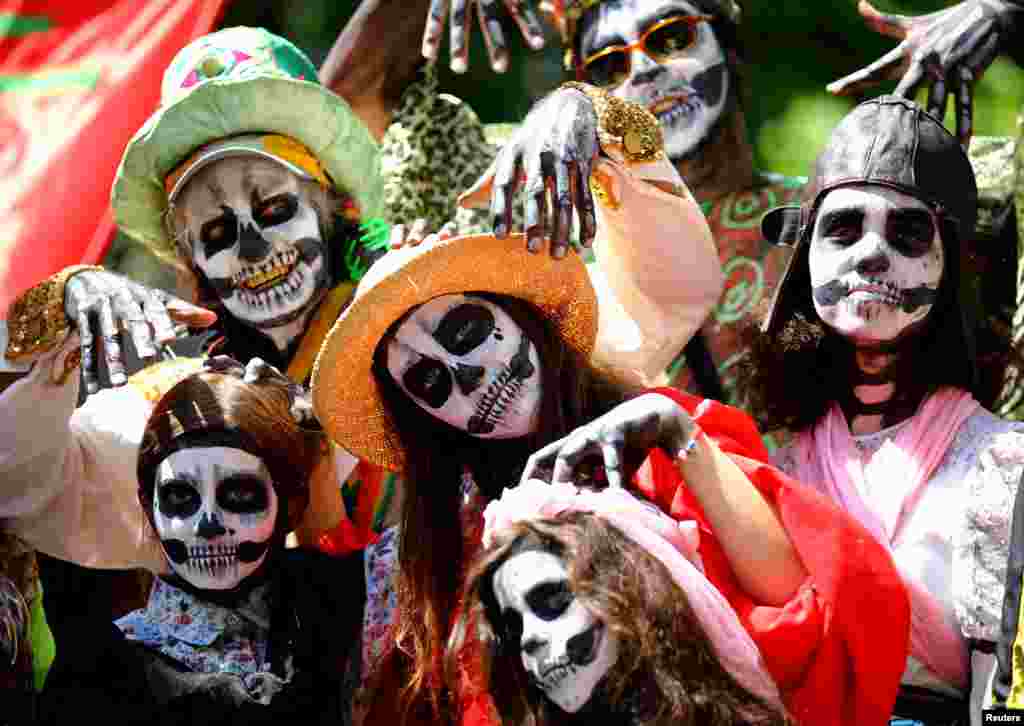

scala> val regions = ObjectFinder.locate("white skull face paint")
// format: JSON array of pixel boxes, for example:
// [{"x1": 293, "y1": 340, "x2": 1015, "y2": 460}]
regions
[
  {"x1": 153, "y1": 447, "x2": 278, "y2": 591},
  {"x1": 177, "y1": 156, "x2": 328, "y2": 352},
  {"x1": 580, "y1": 0, "x2": 730, "y2": 161},
  {"x1": 492, "y1": 549, "x2": 619, "y2": 714},
  {"x1": 386, "y1": 294, "x2": 543, "y2": 438},
  {"x1": 809, "y1": 186, "x2": 945, "y2": 344}
]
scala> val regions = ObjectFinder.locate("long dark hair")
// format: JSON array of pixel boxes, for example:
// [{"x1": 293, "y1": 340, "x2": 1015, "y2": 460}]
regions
[
  {"x1": 365, "y1": 293, "x2": 637, "y2": 725},
  {"x1": 451, "y1": 513, "x2": 790, "y2": 726}
]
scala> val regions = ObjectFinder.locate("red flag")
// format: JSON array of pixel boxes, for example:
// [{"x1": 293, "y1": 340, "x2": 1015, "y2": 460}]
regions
[{"x1": 0, "y1": 0, "x2": 227, "y2": 313}]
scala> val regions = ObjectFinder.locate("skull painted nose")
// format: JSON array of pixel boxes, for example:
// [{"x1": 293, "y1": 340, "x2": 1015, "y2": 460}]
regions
[
  {"x1": 195, "y1": 511, "x2": 227, "y2": 539},
  {"x1": 238, "y1": 222, "x2": 271, "y2": 263},
  {"x1": 853, "y1": 245, "x2": 891, "y2": 277},
  {"x1": 452, "y1": 363, "x2": 486, "y2": 395}
]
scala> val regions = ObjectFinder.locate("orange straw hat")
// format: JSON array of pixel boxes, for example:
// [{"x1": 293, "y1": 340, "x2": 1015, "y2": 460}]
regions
[{"x1": 311, "y1": 233, "x2": 598, "y2": 471}]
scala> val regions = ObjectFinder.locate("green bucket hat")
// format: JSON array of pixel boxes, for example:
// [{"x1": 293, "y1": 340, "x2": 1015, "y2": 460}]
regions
[{"x1": 112, "y1": 26, "x2": 383, "y2": 254}]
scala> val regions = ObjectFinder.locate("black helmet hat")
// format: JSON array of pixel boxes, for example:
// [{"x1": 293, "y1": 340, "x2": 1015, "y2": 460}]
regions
[{"x1": 761, "y1": 96, "x2": 979, "y2": 357}]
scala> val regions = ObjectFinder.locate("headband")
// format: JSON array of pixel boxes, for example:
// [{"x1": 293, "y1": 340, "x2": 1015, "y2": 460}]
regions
[{"x1": 482, "y1": 480, "x2": 783, "y2": 711}]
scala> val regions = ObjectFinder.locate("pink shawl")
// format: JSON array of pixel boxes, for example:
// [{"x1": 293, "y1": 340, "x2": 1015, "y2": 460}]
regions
[{"x1": 788, "y1": 387, "x2": 981, "y2": 690}]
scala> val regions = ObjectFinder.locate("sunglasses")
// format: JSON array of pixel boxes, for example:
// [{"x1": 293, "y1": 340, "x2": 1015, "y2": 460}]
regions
[{"x1": 580, "y1": 15, "x2": 713, "y2": 89}]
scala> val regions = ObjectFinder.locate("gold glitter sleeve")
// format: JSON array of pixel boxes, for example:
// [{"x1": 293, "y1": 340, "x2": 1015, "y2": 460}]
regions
[
  {"x1": 5, "y1": 265, "x2": 103, "y2": 363},
  {"x1": 560, "y1": 81, "x2": 664, "y2": 164}
]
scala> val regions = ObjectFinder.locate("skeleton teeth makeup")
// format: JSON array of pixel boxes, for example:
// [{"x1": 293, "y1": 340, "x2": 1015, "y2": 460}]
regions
[
  {"x1": 386, "y1": 294, "x2": 543, "y2": 438},
  {"x1": 809, "y1": 186, "x2": 944, "y2": 344},
  {"x1": 154, "y1": 447, "x2": 277, "y2": 591},
  {"x1": 580, "y1": 0, "x2": 730, "y2": 161},
  {"x1": 178, "y1": 157, "x2": 329, "y2": 352},
  {"x1": 492, "y1": 549, "x2": 619, "y2": 713}
]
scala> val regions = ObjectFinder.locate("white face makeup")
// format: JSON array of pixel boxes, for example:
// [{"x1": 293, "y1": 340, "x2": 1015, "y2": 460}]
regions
[
  {"x1": 153, "y1": 447, "x2": 278, "y2": 591},
  {"x1": 176, "y1": 156, "x2": 329, "y2": 352},
  {"x1": 580, "y1": 0, "x2": 730, "y2": 161},
  {"x1": 809, "y1": 186, "x2": 945, "y2": 344},
  {"x1": 385, "y1": 294, "x2": 543, "y2": 438},
  {"x1": 493, "y1": 549, "x2": 619, "y2": 714}
]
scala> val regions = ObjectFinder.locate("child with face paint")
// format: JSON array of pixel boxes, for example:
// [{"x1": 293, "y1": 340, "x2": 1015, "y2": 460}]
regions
[
  {"x1": 747, "y1": 96, "x2": 1024, "y2": 725},
  {"x1": 455, "y1": 479, "x2": 789, "y2": 725},
  {"x1": 37, "y1": 368, "x2": 364, "y2": 724},
  {"x1": 311, "y1": 231, "x2": 910, "y2": 726}
]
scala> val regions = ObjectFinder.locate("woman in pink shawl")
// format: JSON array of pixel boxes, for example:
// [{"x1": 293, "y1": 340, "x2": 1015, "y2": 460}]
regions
[{"x1": 744, "y1": 95, "x2": 1024, "y2": 726}]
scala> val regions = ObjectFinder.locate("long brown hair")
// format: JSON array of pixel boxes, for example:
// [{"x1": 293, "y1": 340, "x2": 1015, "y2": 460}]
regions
[
  {"x1": 136, "y1": 371, "x2": 325, "y2": 536},
  {"x1": 451, "y1": 513, "x2": 790, "y2": 726},
  {"x1": 366, "y1": 293, "x2": 637, "y2": 725}
]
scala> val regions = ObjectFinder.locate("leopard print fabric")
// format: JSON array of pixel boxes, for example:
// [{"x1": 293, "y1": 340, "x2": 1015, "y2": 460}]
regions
[{"x1": 380, "y1": 64, "x2": 526, "y2": 236}]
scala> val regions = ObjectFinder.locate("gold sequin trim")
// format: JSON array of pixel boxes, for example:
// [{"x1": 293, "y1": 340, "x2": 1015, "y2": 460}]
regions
[
  {"x1": 561, "y1": 82, "x2": 664, "y2": 164},
  {"x1": 6, "y1": 265, "x2": 104, "y2": 362}
]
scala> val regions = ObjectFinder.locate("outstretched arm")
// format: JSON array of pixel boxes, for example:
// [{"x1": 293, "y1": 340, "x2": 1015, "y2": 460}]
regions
[
  {"x1": 319, "y1": 0, "x2": 434, "y2": 142},
  {"x1": 828, "y1": 0, "x2": 1024, "y2": 147}
]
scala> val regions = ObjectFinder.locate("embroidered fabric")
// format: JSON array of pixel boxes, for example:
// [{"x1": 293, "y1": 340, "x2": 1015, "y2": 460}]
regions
[
  {"x1": 775, "y1": 408, "x2": 1024, "y2": 690},
  {"x1": 115, "y1": 577, "x2": 272, "y2": 676}
]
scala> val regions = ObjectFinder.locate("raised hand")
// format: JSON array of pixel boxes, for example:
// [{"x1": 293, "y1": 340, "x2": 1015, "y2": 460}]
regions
[
  {"x1": 422, "y1": 0, "x2": 546, "y2": 73},
  {"x1": 460, "y1": 86, "x2": 599, "y2": 258},
  {"x1": 64, "y1": 270, "x2": 216, "y2": 394},
  {"x1": 827, "y1": 0, "x2": 1023, "y2": 147},
  {"x1": 521, "y1": 394, "x2": 699, "y2": 489}
]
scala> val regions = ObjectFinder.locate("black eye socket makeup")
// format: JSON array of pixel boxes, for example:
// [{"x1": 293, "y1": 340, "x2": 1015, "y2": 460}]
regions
[
  {"x1": 403, "y1": 356, "x2": 454, "y2": 408},
  {"x1": 434, "y1": 304, "x2": 496, "y2": 356},
  {"x1": 201, "y1": 207, "x2": 238, "y2": 256},
  {"x1": 157, "y1": 479, "x2": 202, "y2": 518},
  {"x1": 886, "y1": 209, "x2": 936, "y2": 258},
  {"x1": 254, "y1": 193, "x2": 298, "y2": 228},
  {"x1": 216, "y1": 474, "x2": 271, "y2": 513},
  {"x1": 817, "y1": 208, "x2": 864, "y2": 246},
  {"x1": 526, "y1": 580, "x2": 574, "y2": 621}
]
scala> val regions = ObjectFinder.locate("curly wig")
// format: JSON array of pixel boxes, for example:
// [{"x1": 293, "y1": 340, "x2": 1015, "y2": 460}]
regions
[{"x1": 450, "y1": 512, "x2": 790, "y2": 726}]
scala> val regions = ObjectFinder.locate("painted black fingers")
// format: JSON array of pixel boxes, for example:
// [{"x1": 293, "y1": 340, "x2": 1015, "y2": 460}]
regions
[
  {"x1": 599, "y1": 431, "x2": 627, "y2": 488},
  {"x1": 423, "y1": 0, "x2": 449, "y2": 61},
  {"x1": 76, "y1": 310, "x2": 99, "y2": 395},
  {"x1": 925, "y1": 75, "x2": 948, "y2": 120},
  {"x1": 112, "y1": 284, "x2": 156, "y2": 360},
  {"x1": 550, "y1": 430, "x2": 597, "y2": 485},
  {"x1": 477, "y1": 0, "x2": 509, "y2": 72},
  {"x1": 826, "y1": 44, "x2": 907, "y2": 95},
  {"x1": 574, "y1": 155, "x2": 596, "y2": 248},
  {"x1": 505, "y1": 0, "x2": 546, "y2": 51},
  {"x1": 141, "y1": 288, "x2": 177, "y2": 345},
  {"x1": 955, "y1": 66, "x2": 976, "y2": 148},
  {"x1": 491, "y1": 151, "x2": 521, "y2": 238},
  {"x1": 450, "y1": 0, "x2": 471, "y2": 73},
  {"x1": 893, "y1": 54, "x2": 927, "y2": 98},
  {"x1": 551, "y1": 157, "x2": 573, "y2": 259},
  {"x1": 97, "y1": 295, "x2": 126, "y2": 388}
]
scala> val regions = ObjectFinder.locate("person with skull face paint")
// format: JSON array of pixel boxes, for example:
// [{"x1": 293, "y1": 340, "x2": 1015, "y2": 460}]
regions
[
  {"x1": 35, "y1": 368, "x2": 365, "y2": 725},
  {"x1": 454, "y1": 479, "x2": 790, "y2": 725},
  {"x1": 311, "y1": 230, "x2": 910, "y2": 726},
  {"x1": 420, "y1": 0, "x2": 1024, "y2": 415},
  {"x1": 743, "y1": 96, "x2": 1024, "y2": 725}
]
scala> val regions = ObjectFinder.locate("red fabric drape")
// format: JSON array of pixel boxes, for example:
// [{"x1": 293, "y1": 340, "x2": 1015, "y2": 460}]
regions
[
  {"x1": 634, "y1": 388, "x2": 911, "y2": 726},
  {"x1": 0, "y1": 0, "x2": 227, "y2": 313}
]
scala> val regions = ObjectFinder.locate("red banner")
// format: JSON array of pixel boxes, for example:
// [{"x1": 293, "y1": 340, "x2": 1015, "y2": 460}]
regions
[{"x1": 0, "y1": 0, "x2": 227, "y2": 313}]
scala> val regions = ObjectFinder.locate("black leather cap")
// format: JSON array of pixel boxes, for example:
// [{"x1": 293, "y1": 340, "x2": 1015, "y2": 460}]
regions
[{"x1": 762, "y1": 96, "x2": 977, "y2": 336}]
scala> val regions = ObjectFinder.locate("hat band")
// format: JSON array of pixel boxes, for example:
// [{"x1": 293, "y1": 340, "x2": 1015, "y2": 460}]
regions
[{"x1": 163, "y1": 133, "x2": 332, "y2": 197}]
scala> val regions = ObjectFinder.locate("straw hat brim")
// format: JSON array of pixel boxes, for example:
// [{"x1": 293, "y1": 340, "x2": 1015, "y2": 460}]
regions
[
  {"x1": 112, "y1": 76, "x2": 382, "y2": 253},
  {"x1": 311, "y1": 233, "x2": 598, "y2": 472}
]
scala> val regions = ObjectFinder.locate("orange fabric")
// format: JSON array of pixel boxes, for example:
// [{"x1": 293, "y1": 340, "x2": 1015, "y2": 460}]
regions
[{"x1": 635, "y1": 388, "x2": 910, "y2": 726}]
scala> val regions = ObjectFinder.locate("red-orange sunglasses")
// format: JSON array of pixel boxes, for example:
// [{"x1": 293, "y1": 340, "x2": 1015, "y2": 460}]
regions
[{"x1": 580, "y1": 15, "x2": 713, "y2": 89}]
